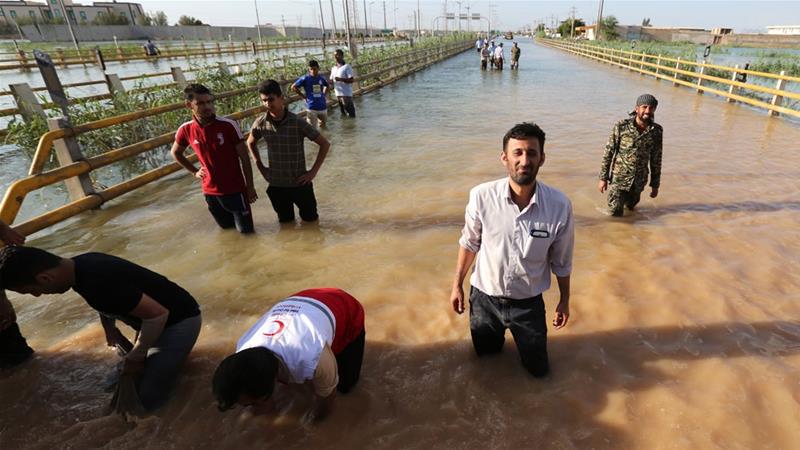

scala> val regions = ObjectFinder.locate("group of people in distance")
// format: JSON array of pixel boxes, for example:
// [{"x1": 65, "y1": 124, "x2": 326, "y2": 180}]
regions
[
  {"x1": 477, "y1": 36, "x2": 521, "y2": 70},
  {"x1": 0, "y1": 35, "x2": 664, "y2": 423}
]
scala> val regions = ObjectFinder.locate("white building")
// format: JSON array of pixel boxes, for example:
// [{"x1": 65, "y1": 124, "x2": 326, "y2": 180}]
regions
[
  {"x1": 766, "y1": 25, "x2": 800, "y2": 35},
  {"x1": 0, "y1": 0, "x2": 143, "y2": 26}
]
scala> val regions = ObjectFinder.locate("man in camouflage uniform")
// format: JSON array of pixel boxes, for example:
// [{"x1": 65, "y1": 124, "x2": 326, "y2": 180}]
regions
[{"x1": 598, "y1": 94, "x2": 663, "y2": 216}]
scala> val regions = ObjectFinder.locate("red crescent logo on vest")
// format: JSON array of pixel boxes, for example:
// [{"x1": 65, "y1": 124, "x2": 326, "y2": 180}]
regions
[{"x1": 263, "y1": 320, "x2": 285, "y2": 337}]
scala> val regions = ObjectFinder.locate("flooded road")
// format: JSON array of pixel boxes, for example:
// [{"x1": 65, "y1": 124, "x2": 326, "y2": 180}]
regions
[{"x1": 2, "y1": 39, "x2": 800, "y2": 449}]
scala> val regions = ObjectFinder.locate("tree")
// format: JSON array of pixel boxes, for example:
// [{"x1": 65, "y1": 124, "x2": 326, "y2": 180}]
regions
[
  {"x1": 599, "y1": 15, "x2": 619, "y2": 40},
  {"x1": 139, "y1": 11, "x2": 168, "y2": 26},
  {"x1": 152, "y1": 11, "x2": 168, "y2": 26},
  {"x1": 177, "y1": 15, "x2": 204, "y2": 26},
  {"x1": 642, "y1": 17, "x2": 652, "y2": 27},
  {"x1": 92, "y1": 11, "x2": 130, "y2": 25},
  {"x1": 558, "y1": 18, "x2": 585, "y2": 39}
]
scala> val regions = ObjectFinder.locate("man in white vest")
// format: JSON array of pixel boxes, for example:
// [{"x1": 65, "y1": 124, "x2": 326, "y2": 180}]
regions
[{"x1": 213, "y1": 288, "x2": 365, "y2": 420}]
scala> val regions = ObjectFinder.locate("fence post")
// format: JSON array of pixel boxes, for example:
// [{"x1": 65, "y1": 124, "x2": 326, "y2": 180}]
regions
[
  {"x1": 56, "y1": 48, "x2": 66, "y2": 67},
  {"x1": 673, "y1": 57, "x2": 681, "y2": 86},
  {"x1": 171, "y1": 67, "x2": 188, "y2": 89},
  {"x1": 16, "y1": 49, "x2": 29, "y2": 70},
  {"x1": 655, "y1": 54, "x2": 661, "y2": 75},
  {"x1": 696, "y1": 60, "x2": 706, "y2": 94},
  {"x1": 252, "y1": 41, "x2": 257, "y2": 56},
  {"x1": 727, "y1": 64, "x2": 740, "y2": 103},
  {"x1": 217, "y1": 61, "x2": 230, "y2": 75},
  {"x1": 639, "y1": 53, "x2": 646, "y2": 74},
  {"x1": 9, "y1": 83, "x2": 45, "y2": 121},
  {"x1": 768, "y1": 70, "x2": 787, "y2": 117},
  {"x1": 216, "y1": 42, "x2": 222, "y2": 56},
  {"x1": 282, "y1": 55, "x2": 290, "y2": 81},
  {"x1": 104, "y1": 73, "x2": 125, "y2": 94},
  {"x1": 48, "y1": 117, "x2": 96, "y2": 202}
]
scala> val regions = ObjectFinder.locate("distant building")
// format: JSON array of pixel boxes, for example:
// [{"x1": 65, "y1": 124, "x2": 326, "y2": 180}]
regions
[
  {"x1": 0, "y1": 0, "x2": 143, "y2": 25},
  {"x1": 767, "y1": 25, "x2": 800, "y2": 35}
]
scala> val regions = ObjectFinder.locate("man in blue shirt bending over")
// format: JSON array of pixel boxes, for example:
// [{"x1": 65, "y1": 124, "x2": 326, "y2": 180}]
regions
[{"x1": 292, "y1": 60, "x2": 330, "y2": 129}]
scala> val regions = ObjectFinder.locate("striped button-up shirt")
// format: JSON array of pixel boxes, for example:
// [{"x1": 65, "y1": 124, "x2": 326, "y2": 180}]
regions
[
  {"x1": 459, "y1": 178, "x2": 574, "y2": 299},
  {"x1": 250, "y1": 109, "x2": 320, "y2": 187}
]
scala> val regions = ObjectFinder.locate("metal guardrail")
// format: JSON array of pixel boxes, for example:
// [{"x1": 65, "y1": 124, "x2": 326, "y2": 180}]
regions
[
  {"x1": 0, "y1": 40, "x2": 473, "y2": 237},
  {"x1": 538, "y1": 39, "x2": 800, "y2": 119}
]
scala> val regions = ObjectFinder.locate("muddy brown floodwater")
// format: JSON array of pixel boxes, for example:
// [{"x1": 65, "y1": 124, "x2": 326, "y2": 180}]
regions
[{"x1": 2, "y1": 39, "x2": 800, "y2": 449}]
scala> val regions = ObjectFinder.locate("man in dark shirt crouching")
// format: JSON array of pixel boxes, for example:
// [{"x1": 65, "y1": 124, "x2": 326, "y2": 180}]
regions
[{"x1": 0, "y1": 246, "x2": 201, "y2": 412}]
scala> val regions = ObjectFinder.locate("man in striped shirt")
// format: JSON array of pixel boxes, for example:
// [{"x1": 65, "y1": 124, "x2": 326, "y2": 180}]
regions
[
  {"x1": 171, "y1": 84, "x2": 257, "y2": 234},
  {"x1": 449, "y1": 122, "x2": 574, "y2": 377}
]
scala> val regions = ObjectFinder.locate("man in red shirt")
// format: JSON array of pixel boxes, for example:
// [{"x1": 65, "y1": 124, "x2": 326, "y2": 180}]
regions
[{"x1": 171, "y1": 84, "x2": 258, "y2": 233}]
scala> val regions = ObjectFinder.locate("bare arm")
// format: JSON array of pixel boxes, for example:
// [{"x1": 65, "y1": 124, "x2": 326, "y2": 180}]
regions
[
  {"x1": 236, "y1": 140, "x2": 257, "y2": 203},
  {"x1": 0, "y1": 220, "x2": 25, "y2": 245},
  {"x1": 450, "y1": 246, "x2": 477, "y2": 314},
  {"x1": 123, "y1": 294, "x2": 169, "y2": 369},
  {"x1": 553, "y1": 275, "x2": 570, "y2": 329},
  {"x1": 170, "y1": 141, "x2": 204, "y2": 180},
  {"x1": 246, "y1": 133, "x2": 270, "y2": 183},
  {"x1": 296, "y1": 134, "x2": 330, "y2": 185},
  {"x1": 291, "y1": 83, "x2": 305, "y2": 99}
]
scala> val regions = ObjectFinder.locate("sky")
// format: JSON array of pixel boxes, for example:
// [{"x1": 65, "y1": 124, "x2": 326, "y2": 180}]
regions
[{"x1": 135, "y1": 1, "x2": 800, "y2": 33}]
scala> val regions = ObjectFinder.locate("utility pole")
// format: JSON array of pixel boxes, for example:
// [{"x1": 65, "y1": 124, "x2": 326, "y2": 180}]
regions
[
  {"x1": 254, "y1": 0, "x2": 263, "y2": 44},
  {"x1": 393, "y1": 0, "x2": 397, "y2": 30},
  {"x1": 455, "y1": 1, "x2": 462, "y2": 32},
  {"x1": 318, "y1": 0, "x2": 327, "y2": 45},
  {"x1": 465, "y1": 5, "x2": 470, "y2": 32},
  {"x1": 383, "y1": 1, "x2": 387, "y2": 31},
  {"x1": 444, "y1": 0, "x2": 448, "y2": 34},
  {"x1": 57, "y1": 0, "x2": 79, "y2": 51},
  {"x1": 596, "y1": 0, "x2": 604, "y2": 40},
  {"x1": 363, "y1": 0, "x2": 369, "y2": 37},
  {"x1": 570, "y1": 5, "x2": 577, "y2": 38},
  {"x1": 329, "y1": 0, "x2": 338, "y2": 39},
  {"x1": 417, "y1": 0, "x2": 421, "y2": 37}
]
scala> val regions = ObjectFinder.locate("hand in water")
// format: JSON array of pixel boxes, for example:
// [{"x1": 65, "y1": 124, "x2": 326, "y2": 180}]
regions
[
  {"x1": 450, "y1": 284, "x2": 465, "y2": 314},
  {"x1": 552, "y1": 300, "x2": 570, "y2": 329}
]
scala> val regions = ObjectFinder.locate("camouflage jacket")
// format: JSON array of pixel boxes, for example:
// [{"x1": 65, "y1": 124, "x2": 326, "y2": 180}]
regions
[{"x1": 599, "y1": 117, "x2": 663, "y2": 192}]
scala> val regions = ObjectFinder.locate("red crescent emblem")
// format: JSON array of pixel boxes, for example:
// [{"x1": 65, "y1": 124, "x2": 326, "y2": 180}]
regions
[{"x1": 263, "y1": 320, "x2": 285, "y2": 337}]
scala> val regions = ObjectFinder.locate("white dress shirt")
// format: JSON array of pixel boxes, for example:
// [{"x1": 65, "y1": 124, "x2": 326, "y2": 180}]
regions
[{"x1": 459, "y1": 178, "x2": 574, "y2": 299}]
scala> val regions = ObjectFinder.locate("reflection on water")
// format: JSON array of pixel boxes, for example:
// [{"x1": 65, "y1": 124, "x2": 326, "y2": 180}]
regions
[{"x1": 2, "y1": 40, "x2": 800, "y2": 449}]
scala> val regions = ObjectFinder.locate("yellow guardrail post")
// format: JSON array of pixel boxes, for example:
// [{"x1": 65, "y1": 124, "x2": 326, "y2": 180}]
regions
[
  {"x1": 655, "y1": 54, "x2": 661, "y2": 75},
  {"x1": 727, "y1": 65, "x2": 740, "y2": 103},
  {"x1": 696, "y1": 60, "x2": 706, "y2": 94},
  {"x1": 769, "y1": 71, "x2": 787, "y2": 117},
  {"x1": 105, "y1": 73, "x2": 125, "y2": 95},
  {"x1": 673, "y1": 57, "x2": 681, "y2": 86},
  {"x1": 48, "y1": 116, "x2": 96, "y2": 203}
]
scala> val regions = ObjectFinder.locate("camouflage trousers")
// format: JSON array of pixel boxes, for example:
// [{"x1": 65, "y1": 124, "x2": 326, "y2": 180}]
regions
[{"x1": 607, "y1": 185, "x2": 642, "y2": 217}]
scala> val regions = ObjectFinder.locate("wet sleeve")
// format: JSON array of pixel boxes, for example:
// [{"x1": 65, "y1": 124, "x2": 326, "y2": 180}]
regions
[
  {"x1": 649, "y1": 128, "x2": 663, "y2": 189},
  {"x1": 599, "y1": 124, "x2": 618, "y2": 181},
  {"x1": 312, "y1": 344, "x2": 339, "y2": 397},
  {"x1": 458, "y1": 188, "x2": 482, "y2": 253},
  {"x1": 549, "y1": 200, "x2": 574, "y2": 277}
]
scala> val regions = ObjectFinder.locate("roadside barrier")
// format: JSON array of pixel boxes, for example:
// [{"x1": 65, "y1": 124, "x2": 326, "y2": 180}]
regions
[{"x1": 538, "y1": 39, "x2": 800, "y2": 119}]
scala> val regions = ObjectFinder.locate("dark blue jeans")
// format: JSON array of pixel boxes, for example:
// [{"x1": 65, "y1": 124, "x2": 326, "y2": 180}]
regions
[{"x1": 469, "y1": 286, "x2": 549, "y2": 377}]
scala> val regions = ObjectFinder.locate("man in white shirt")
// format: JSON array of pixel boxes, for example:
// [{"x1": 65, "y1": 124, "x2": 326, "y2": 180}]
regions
[
  {"x1": 329, "y1": 49, "x2": 356, "y2": 118},
  {"x1": 213, "y1": 288, "x2": 365, "y2": 421},
  {"x1": 493, "y1": 42, "x2": 505, "y2": 70},
  {"x1": 449, "y1": 122, "x2": 574, "y2": 377}
]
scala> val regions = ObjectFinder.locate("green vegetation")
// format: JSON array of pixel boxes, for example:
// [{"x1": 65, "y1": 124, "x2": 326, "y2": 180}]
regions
[
  {"x1": 558, "y1": 18, "x2": 585, "y2": 39},
  {"x1": 177, "y1": 15, "x2": 205, "y2": 26},
  {"x1": 91, "y1": 11, "x2": 130, "y2": 26},
  {"x1": 598, "y1": 16, "x2": 619, "y2": 40}
]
